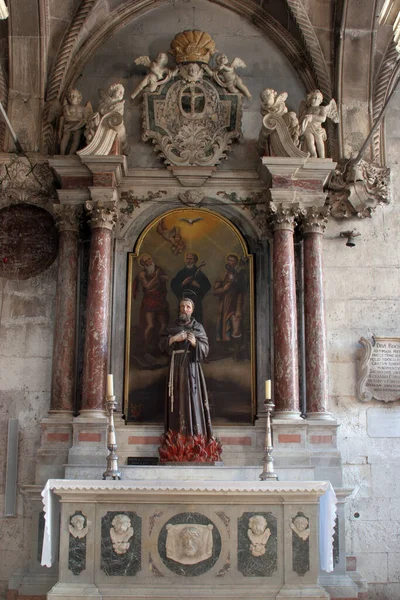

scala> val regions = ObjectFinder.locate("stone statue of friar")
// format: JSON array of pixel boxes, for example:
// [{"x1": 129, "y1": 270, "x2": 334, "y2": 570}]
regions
[{"x1": 159, "y1": 297, "x2": 222, "y2": 462}]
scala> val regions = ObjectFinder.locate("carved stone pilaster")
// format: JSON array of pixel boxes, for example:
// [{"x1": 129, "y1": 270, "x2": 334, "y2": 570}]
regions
[
  {"x1": 53, "y1": 204, "x2": 82, "y2": 233},
  {"x1": 300, "y1": 205, "x2": 330, "y2": 235},
  {"x1": 85, "y1": 199, "x2": 118, "y2": 231},
  {"x1": 267, "y1": 202, "x2": 299, "y2": 231}
]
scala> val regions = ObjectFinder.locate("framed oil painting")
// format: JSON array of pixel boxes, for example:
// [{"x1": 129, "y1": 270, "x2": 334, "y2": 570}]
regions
[{"x1": 124, "y1": 208, "x2": 255, "y2": 425}]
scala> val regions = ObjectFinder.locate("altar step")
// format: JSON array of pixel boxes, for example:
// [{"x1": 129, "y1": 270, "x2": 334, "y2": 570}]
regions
[{"x1": 64, "y1": 464, "x2": 315, "y2": 481}]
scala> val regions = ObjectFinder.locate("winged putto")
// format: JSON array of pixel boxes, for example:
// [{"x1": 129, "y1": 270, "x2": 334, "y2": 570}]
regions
[{"x1": 298, "y1": 90, "x2": 339, "y2": 158}]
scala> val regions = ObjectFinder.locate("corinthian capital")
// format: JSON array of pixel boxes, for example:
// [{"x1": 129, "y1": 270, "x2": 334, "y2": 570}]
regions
[
  {"x1": 85, "y1": 200, "x2": 118, "y2": 230},
  {"x1": 53, "y1": 204, "x2": 82, "y2": 233},
  {"x1": 267, "y1": 201, "x2": 300, "y2": 231},
  {"x1": 300, "y1": 205, "x2": 330, "y2": 235}
]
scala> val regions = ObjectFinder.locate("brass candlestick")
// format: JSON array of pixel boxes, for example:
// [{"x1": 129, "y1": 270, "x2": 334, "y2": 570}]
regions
[
  {"x1": 259, "y1": 398, "x2": 278, "y2": 481},
  {"x1": 103, "y1": 394, "x2": 121, "y2": 480}
]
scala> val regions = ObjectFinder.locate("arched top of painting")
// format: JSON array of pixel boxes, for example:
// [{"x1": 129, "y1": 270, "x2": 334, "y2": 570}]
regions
[{"x1": 134, "y1": 208, "x2": 250, "y2": 263}]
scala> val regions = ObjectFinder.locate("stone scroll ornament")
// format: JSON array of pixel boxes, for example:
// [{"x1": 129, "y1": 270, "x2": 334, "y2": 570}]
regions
[
  {"x1": 131, "y1": 30, "x2": 246, "y2": 170},
  {"x1": 68, "y1": 512, "x2": 89, "y2": 576},
  {"x1": 357, "y1": 336, "x2": 400, "y2": 402},
  {"x1": 77, "y1": 83, "x2": 128, "y2": 156}
]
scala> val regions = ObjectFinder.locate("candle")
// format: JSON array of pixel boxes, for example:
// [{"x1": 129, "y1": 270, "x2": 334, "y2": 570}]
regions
[
  {"x1": 107, "y1": 374, "x2": 114, "y2": 397},
  {"x1": 265, "y1": 379, "x2": 271, "y2": 400}
]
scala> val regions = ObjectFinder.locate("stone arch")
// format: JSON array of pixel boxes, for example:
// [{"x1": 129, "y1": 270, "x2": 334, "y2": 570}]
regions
[{"x1": 42, "y1": 0, "x2": 327, "y2": 152}]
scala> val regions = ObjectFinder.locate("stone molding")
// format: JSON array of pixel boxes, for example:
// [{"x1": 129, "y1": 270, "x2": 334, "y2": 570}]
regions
[
  {"x1": 300, "y1": 205, "x2": 330, "y2": 234},
  {"x1": 53, "y1": 204, "x2": 82, "y2": 232},
  {"x1": 85, "y1": 199, "x2": 118, "y2": 230},
  {"x1": 286, "y1": 0, "x2": 332, "y2": 99},
  {"x1": 372, "y1": 39, "x2": 400, "y2": 163}
]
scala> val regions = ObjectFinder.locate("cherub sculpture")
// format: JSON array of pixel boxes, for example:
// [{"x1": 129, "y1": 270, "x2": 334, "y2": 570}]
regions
[
  {"x1": 110, "y1": 514, "x2": 134, "y2": 555},
  {"x1": 48, "y1": 88, "x2": 92, "y2": 155},
  {"x1": 131, "y1": 52, "x2": 178, "y2": 100},
  {"x1": 247, "y1": 515, "x2": 271, "y2": 557},
  {"x1": 208, "y1": 54, "x2": 252, "y2": 100},
  {"x1": 260, "y1": 88, "x2": 288, "y2": 117},
  {"x1": 298, "y1": 89, "x2": 339, "y2": 158},
  {"x1": 290, "y1": 515, "x2": 310, "y2": 541}
]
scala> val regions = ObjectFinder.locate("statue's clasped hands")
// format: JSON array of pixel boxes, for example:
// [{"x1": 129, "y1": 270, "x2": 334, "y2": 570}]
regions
[{"x1": 171, "y1": 331, "x2": 196, "y2": 346}]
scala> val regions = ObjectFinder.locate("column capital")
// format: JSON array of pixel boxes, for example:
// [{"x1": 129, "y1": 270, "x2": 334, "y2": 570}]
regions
[
  {"x1": 53, "y1": 204, "x2": 83, "y2": 233},
  {"x1": 268, "y1": 201, "x2": 300, "y2": 232},
  {"x1": 85, "y1": 198, "x2": 118, "y2": 231},
  {"x1": 300, "y1": 204, "x2": 330, "y2": 235}
]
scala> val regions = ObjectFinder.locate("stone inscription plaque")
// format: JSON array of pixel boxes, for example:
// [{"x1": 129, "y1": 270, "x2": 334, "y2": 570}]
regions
[{"x1": 357, "y1": 337, "x2": 400, "y2": 402}]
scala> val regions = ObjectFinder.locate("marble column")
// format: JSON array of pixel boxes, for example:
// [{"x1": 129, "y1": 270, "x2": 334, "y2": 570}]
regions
[
  {"x1": 50, "y1": 205, "x2": 81, "y2": 416},
  {"x1": 81, "y1": 199, "x2": 118, "y2": 416},
  {"x1": 301, "y1": 207, "x2": 332, "y2": 418},
  {"x1": 269, "y1": 202, "x2": 301, "y2": 419}
]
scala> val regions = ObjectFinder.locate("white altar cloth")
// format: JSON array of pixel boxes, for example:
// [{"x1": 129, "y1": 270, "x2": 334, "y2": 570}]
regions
[{"x1": 41, "y1": 479, "x2": 337, "y2": 572}]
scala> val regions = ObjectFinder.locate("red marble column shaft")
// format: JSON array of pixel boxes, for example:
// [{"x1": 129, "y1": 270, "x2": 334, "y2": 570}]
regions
[
  {"x1": 303, "y1": 230, "x2": 328, "y2": 413},
  {"x1": 81, "y1": 225, "x2": 113, "y2": 412},
  {"x1": 272, "y1": 225, "x2": 300, "y2": 415},
  {"x1": 50, "y1": 213, "x2": 79, "y2": 413}
]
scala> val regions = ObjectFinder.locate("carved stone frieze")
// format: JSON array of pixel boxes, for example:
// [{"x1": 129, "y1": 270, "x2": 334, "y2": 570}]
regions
[
  {"x1": 300, "y1": 204, "x2": 330, "y2": 234},
  {"x1": 85, "y1": 200, "x2": 118, "y2": 230},
  {"x1": 0, "y1": 157, "x2": 57, "y2": 209},
  {"x1": 326, "y1": 158, "x2": 390, "y2": 219},
  {"x1": 216, "y1": 191, "x2": 268, "y2": 238},
  {"x1": 53, "y1": 204, "x2": 83, "y2": 232},
  {"x1": 267, "y1": 201, "x2": 300, "y2": 231},
  {"x1": 119, "y1": 189, "x2": 167, "y2": 228}
]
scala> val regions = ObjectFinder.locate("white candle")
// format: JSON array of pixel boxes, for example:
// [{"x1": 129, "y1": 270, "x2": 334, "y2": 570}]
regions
[
  {"x1": 107, "y1": 374, "x2": 114, "y2": 397},
  {"x1": 265, "y1": 379, "x2": 271, "y2": 400}
]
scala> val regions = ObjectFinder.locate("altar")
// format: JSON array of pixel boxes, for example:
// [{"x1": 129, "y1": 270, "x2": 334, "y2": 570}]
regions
[{"x1": 42, "y1": 476, "x2": 336, "y2": 600}]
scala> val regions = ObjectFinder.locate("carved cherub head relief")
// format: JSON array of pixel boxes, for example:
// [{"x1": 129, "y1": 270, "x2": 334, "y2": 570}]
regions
[
  {"x1": 69, "y1": 513, "x2": 89, "y2": 538},
  {"x1": 110, "y1": 514, "x2": 134, "y2": 555},
  {"x1": 291, "y1": 514, "x2": 310, "y2": 541}
]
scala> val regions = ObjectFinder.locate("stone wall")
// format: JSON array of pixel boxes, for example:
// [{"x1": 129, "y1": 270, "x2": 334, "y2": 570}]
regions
[
  {"x1": 0, "y1": 264, "x2": 57, "y2": 595},
  {"x1": 325, "y1": 85, "x2": 400, "y2": 600}
]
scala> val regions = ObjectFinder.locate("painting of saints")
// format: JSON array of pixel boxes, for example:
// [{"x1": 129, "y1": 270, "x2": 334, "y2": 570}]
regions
[
  {"x1": 171, "y1": 252, "x2": 211, "y2": 324},
  {"x1": 132, "y1": 253, "x2": 169, "y2": 355}
]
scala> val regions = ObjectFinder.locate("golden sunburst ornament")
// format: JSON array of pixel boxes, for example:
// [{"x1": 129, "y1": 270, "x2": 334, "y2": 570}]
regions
[{"x1": 170, "y1": 30, "x2": 216, "y2": 64}]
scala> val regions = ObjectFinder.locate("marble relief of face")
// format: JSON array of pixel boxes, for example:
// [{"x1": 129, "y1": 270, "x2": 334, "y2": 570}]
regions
[{"x1": 179, "y1": 526, "x2": 201, "y2": 557}]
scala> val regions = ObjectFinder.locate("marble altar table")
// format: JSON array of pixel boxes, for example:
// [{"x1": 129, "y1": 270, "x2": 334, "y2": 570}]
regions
[{"x1": 41, "y1": 477, "x2": 336, "y2": 600}]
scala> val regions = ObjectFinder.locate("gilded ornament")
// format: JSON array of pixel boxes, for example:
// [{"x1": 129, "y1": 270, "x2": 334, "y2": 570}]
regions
[{"x1": 170, "y1": 30, "x2": 216, "y2": 64}]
